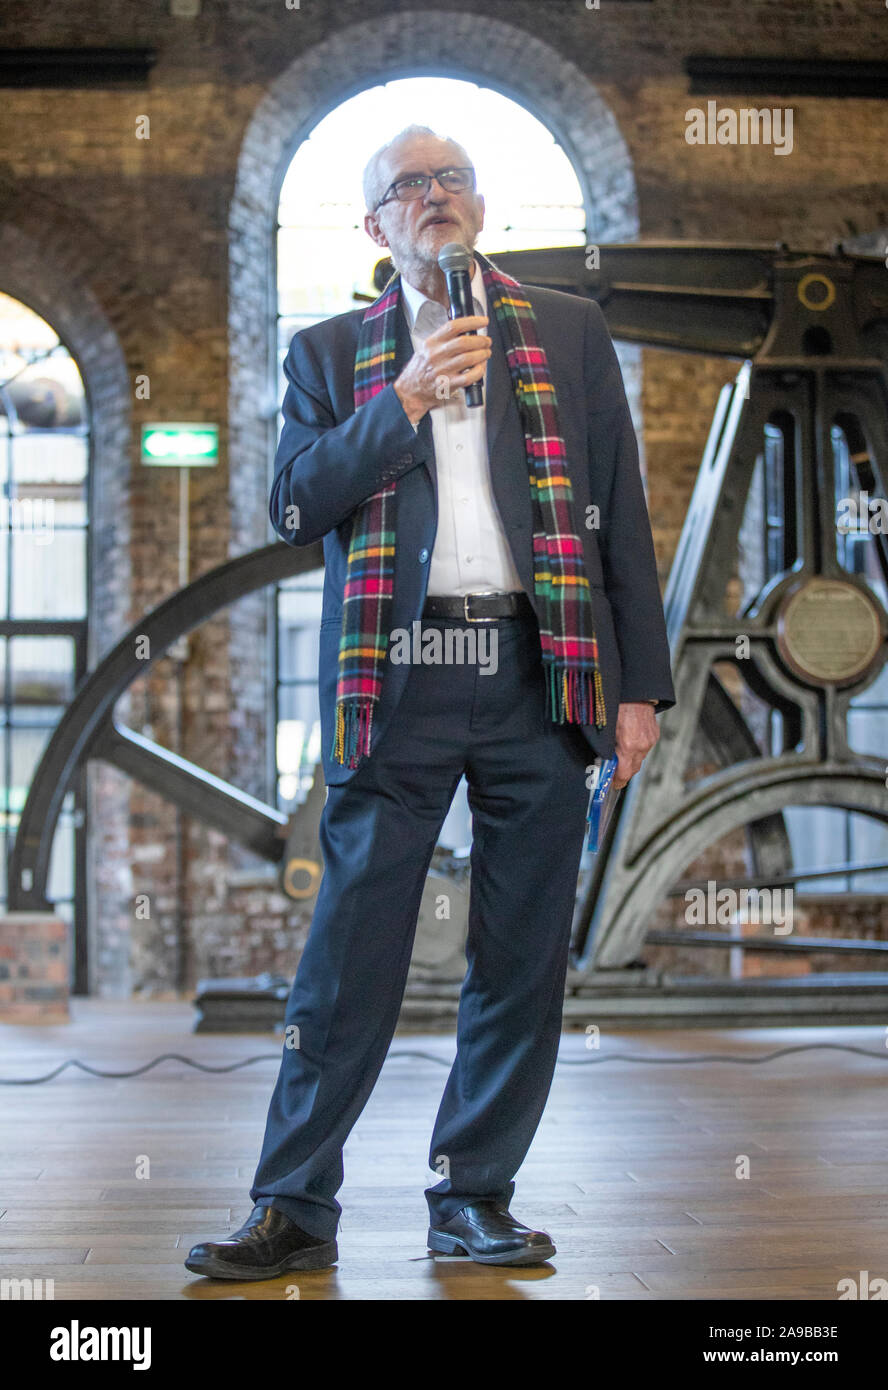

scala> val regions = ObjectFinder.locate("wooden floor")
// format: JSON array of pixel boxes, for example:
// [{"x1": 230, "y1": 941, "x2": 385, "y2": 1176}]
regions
[{"x1": 1, "y1": 1000, "x2": 886, "y2": 1300}]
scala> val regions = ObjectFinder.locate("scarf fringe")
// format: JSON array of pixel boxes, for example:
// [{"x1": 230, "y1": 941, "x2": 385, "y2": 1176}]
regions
[
  {"x1": 546, "y1": 661, "x2": 607, "y2": 729},
  {"x1": 333, "y1": 699, "x2": 375, "y2": 769}
]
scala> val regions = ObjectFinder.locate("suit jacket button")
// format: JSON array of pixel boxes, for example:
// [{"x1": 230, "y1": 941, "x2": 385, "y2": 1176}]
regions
[
  {"x1": 398, "y1": 451, "x2": 414, "y2": 465},
  {"x1": 418, "y1": 548, "x2": 429, "y2": 563}
]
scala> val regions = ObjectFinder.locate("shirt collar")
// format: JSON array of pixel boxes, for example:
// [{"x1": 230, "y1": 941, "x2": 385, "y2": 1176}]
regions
[{"x1": 400, "y1": 257, "x2": 487, "y2": 335}]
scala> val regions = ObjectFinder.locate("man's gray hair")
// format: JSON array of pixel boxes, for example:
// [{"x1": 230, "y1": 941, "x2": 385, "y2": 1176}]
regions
[{"x1": 362, "y1": 124, "x2": 474, "y2": 211}]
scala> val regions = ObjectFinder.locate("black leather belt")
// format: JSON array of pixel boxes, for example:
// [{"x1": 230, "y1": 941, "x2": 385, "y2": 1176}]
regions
[{"x1": 421, "y1": 591, "x2": 534, "y2": 623}]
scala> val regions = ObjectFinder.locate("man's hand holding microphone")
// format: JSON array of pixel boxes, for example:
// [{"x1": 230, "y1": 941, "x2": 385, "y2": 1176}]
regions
[
  {"x1": 393, "y1": 313, "x2": 491, "y2": 427},
  {"x1": 394, "y1": 242, "x2": 489, "y2": 428}
]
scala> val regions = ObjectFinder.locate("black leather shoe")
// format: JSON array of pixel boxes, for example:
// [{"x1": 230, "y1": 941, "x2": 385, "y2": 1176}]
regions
[
  {"x1": 185, "y1": 1203, "x2": 337, "y2": 1281},
  {"x1": 427, "y1": 1200, "x2": 556, "y2": 1266}
]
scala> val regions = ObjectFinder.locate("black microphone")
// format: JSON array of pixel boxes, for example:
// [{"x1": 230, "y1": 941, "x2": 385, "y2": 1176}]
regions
[{"x1": 437, "y1": 242, "x2": 483, "y2": 408}]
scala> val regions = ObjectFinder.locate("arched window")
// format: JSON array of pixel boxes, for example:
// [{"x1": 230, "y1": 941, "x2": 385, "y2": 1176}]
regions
[
  {"x1": 0, "y1": 292, "x2": 89, "y2": 956},
  {"x1": 273, "y1": 76, "x2": 587, "y2": 840}
]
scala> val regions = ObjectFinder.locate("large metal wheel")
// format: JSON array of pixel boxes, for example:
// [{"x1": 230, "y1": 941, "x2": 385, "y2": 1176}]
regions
[{"x1": 10, "y1": 541, "x2": 322, "y2": 912}]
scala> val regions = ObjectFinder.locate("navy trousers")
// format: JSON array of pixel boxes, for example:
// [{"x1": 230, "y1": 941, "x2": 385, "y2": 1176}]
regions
[{"x1": 249, "y1": 605, "x2": 592, "y2": 1239}]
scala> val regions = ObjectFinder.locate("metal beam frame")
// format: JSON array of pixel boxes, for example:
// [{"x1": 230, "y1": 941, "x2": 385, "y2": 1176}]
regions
[{"x1": 488, "y1": 246, "x2": 888, "y2": 973}]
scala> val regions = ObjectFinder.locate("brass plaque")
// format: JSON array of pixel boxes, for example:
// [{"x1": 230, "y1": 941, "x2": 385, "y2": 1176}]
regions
[
  {"x1": 282, "y1": 856, "x2": 322, "y2": 899},
  {"x1": 776, "y1": 577, "x2": 884, "y2": 686}
]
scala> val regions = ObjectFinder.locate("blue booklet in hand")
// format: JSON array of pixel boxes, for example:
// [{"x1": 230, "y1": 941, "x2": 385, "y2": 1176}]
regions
[{"x1": 586, "y1": 755, "x2": 622, "y2": 853}]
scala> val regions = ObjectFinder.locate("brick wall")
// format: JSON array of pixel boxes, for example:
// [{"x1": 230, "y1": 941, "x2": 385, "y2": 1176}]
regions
[
  {"x1": 0, "y1": 914, "x2": 69, "y2": 1023},
  {"x1": 1, "y1": 0, "x2": 885, "y2": 993}
]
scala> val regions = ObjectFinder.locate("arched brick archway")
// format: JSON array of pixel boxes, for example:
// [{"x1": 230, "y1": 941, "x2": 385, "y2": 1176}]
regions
[
  {"x1": 0, "y1": 204, "x2": 133, "y2": 665},
  {"x1": 0, "y1": 189, "x2": 136, "y2": 991},
  {"x1": 227, "y1": 10, "x2": 641, "y2": 557},
  {"x1": 226, "y1": 13, "x2": 644, "y2": 843}
]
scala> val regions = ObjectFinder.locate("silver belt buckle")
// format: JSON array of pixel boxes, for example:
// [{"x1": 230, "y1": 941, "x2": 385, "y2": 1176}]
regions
[{"x1": 463, "y1": 590, "x2": 500, "y2": 623}]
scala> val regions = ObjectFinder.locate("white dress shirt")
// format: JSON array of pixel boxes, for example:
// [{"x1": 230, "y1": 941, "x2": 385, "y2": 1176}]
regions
[{"x1": 400, "y1": 263, "x2": 526, "y2": 597}]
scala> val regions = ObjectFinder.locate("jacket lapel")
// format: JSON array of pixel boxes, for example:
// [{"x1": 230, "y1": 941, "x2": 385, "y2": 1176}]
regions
[{"x1": 485, "y1": 299, "x2": 536, "y2": 597}]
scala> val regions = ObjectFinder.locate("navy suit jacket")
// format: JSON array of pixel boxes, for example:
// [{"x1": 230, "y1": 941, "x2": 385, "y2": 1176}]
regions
[{"x1": 270, "y1": 279, "x2": 676, "y2": 785}]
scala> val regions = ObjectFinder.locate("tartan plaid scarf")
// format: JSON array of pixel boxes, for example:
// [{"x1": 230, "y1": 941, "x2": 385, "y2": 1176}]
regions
[{"x1": 332, "y1": 251, "x2": 606, "y2": 768}]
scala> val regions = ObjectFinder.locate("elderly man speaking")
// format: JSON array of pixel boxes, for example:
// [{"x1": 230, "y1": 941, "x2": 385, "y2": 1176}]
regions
[{"x1": 187, "y1": 125, "x2": 675, "y2": 1280}]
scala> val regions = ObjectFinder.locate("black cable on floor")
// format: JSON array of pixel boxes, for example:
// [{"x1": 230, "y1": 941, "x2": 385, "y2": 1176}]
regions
[{"x1": 0, "y1": 1041, "x2": 886, "y2": 1084}]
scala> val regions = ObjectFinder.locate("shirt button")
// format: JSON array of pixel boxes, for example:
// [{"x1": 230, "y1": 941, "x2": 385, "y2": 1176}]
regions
[
  {"x1": 465, "y1": 555, "x2": 474, "y2": 563},
  {"x1": 456, "y1": 444, "x2": 464, "y2": 452},
  {"x1": 418, "y1": 548, "x2": 429, "y2": 563}
]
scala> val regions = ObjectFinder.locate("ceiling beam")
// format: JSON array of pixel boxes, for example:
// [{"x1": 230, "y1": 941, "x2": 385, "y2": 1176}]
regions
[
  {"x1": 686, "y1": 56, "x2": 888, "y2": 99},
  {"x1": 0, "y1": 48, "x2": 157, "y2": 87}
]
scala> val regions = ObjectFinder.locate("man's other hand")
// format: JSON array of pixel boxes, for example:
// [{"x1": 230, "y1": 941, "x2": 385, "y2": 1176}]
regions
[
  {"x1": 613, "y1": 701, "x2": 660, "y2": 789},
  {"x1": 394, "y1": 314, "x2": 491, "y2": 426}
]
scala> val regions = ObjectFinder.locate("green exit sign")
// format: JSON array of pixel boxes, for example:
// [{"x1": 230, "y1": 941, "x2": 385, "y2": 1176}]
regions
[{"x1": 141, "y1": 423, "x2": 218, "y2": 466}]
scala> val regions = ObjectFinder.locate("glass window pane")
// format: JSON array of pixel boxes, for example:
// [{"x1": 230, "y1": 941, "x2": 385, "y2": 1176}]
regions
[
  {"x1": 12, "y1": 430, "x2": 88, "y2": 486},
  {"x1": 849, "y1": 814, "x2": 888, "y2": 893},
  {"x1": 279, "y1": 627, "x2": 321, "y2": 686},
  {"x1": 11, "y1": 528, "x2": 86, "y2": 617},
  {"x1": 783, "y1": 805, "x2": 849, "y2": 892},
  {"x1": 277, "y1": 570, "x2": 324, "y2": 685},
  {"x1": 47, "y1": 813, "x2": 75, "y2": 901},
  {"x1": 848, "y1": 707, "x2": 888, "y2": 760},
  {"x1": 276, "y1": 683, "x2": 322, "y2": 808},
  {"x1": 10, "y1": 723, "x2": 56, "y2": 814},
  {"x1": 13, "y1": 492, "x2": 87, "y2": 529},
  {"x1": 9, "y1": 703, "x2": 62, "y2": 729},
  {"x1": 850, "y1": 660, "x2": 888, "y2": 707},
  {"x1": 10, "y1": 636, "x2": 75, "y2": 705}
]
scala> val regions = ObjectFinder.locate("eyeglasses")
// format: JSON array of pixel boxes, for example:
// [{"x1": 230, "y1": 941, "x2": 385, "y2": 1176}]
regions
[{"x1": 374, "y1": 167, "x2": 476, "y2": 211}]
